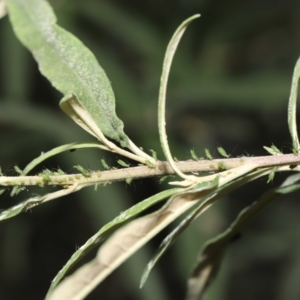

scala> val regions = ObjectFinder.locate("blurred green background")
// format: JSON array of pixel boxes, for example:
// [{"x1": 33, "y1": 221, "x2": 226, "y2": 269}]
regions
[{"x1": 1, "y1": 0, "x2": 300, "y2": 299}]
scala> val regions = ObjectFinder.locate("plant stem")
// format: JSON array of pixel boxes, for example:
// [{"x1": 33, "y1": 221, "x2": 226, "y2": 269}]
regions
[{"x1": 1, "y1": 153, "x2": 299, "y2": 187}]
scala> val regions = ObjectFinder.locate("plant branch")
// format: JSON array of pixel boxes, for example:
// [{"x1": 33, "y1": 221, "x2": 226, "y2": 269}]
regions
[{"x1": 1, "y1": 154, "x2": 300, "y2": 188}]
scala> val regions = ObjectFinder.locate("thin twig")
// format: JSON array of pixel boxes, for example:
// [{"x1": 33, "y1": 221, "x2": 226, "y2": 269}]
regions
[{"x1": 1, "y1": 154, "x2": 299, "y2": 187}]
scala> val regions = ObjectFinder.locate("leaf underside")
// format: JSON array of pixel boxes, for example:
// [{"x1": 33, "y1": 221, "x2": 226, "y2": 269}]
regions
[{"x1": 7, "y1": 0, "x2": 129, "y2": 146}]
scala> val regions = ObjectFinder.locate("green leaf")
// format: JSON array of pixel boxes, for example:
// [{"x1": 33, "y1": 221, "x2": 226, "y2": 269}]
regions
[
  {"x1": 140, "y1": 177, "x2": 219, "y2": 288},
  {"x1": 185, "y1": 172, "x2": 300, "y2": 300},
  {"x1": 47, "y1": 164, "x2": 258, "y2": 299},
  {"x1": 287, "y1": 57, "x2": 300, "y2": 153},
  {"x1": 7, "y1": 0, "x2": 129, "y2": 146},
  {"x1": 140, "y1": 166, "x2": 267, "y2": 288},
  {"x1": 157, "y1": 14, "x2": 200, "y2": 181},
  {"x1": 0, "y1": 188, "x2": 72, "y2": 221},
  {"x1": 159, "y1": 175, "x2": 172, "y2": 184},
  {"x1": 22, "y1": 142, "x2": 107, "y2": 176},
  {"x1": 46, "y1": 187, "x2": 182, "y2": 298}
]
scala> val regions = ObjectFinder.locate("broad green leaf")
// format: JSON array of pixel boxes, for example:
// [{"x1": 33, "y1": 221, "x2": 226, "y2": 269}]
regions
[
  {"x1": 46, "y1": 187, "x2": 182, "y2": 299},
  {"x1": 185, "y1": 172, "x2": 300, "y2": 300},
  {"x1": 7, "y1": 0, "x2": 129, "y2": 146},
  {"x1": 287, "y1": 57, "x2": 300, "y2": 153}
]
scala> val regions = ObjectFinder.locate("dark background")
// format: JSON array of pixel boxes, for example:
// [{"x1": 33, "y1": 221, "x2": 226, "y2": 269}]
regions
[{"x1": 1, "y1": 0, "x2": 300, "y2": 299}]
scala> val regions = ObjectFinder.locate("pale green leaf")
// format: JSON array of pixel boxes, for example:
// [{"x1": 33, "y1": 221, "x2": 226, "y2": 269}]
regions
[
  {"x1": 21, "y1": 142, "x2": 107, "y2": 176},
  {"x1": 0, "y1": 187, "x2": 78, "y2": 221},
  {"x1": 47, "y1": 164, "x2": 257, "y2": 300},
  {"x1": 140, "y1": 177, "x2": 219, "y2": 288},
  {"x1": 185, "y1": 172, "x2": 300, "y2": 300},
  {"x1": 46, "y1": 187, "x2": 182, "y2": 299},
  {"x1": 7, "y1": 0, "x2": 129, "y2": 146},
  {"x1": 158, "y1": 14, "x2": 200, "y2": 181},
  {"x1": 287, "y1": 57, "x2": 300, "y2": 153},
  {"x1": 140, "y1": 167, "x2": 267, "y2": 288}
]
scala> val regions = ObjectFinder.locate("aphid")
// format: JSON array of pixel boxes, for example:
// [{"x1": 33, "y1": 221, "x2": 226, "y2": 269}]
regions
[
  {"x1": 205, "y1": 149, "x2": 213, "y2": 160},
  {"x1": 117, "y1": 160, "x2": 130, "y2": 168}
]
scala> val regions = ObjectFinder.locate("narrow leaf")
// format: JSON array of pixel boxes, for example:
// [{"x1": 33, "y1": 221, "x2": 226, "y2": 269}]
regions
[
  {"x1": 22, "y1": 142, "x2": 107, "y2": 176},
  {"x1": 7, "y1": 0, "x2": 129, "y2": 146},
  {"x1": 140, "y1": 165, "x2": 264, "y2": 287},
  {"x1": 140, "y1": 177, "x2": 219, "y2": 288},
  {"x1": 47, "y1": 164, "x2": 257, "y2": 299},
  {"x1": 0, "y1": 187, "x2": 79, "y2": 221},
  {"x1": 158, "y1": 14, "x2": 200, "y2": 181},
  {"x1": 46, "y1": 188, "x2": 182, "y2": 299},
  {"x1": 287, "y1": 57, "x2": 300, "y2": 153},
  {"x1": 185, "y1": 172, "x2": 300, "y2": 300}
]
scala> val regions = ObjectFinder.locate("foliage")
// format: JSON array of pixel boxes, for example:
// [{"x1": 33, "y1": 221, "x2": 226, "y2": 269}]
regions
[{"x1": 1, "y1": 0, "x2": 300, "y2": 300}]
